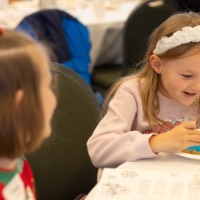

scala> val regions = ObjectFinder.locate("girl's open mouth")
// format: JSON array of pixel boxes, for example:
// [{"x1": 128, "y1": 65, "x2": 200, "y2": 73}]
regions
[{"x1": 183, "y1": 91, "x2": 196, "y2": 96}]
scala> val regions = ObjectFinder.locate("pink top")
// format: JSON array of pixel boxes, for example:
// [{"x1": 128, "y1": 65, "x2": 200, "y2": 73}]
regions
[{"x1": 87, "y1": 79, "x2": 200, "y2": 168}]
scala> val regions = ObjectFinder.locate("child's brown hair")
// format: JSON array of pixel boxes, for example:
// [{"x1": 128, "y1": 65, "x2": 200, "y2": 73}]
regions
[{"x1": 0, "y1": 30, "x2": 49, "y2": 159}]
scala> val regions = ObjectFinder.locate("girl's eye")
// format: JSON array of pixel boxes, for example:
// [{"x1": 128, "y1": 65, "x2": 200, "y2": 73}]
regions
[{"x1": 182, "y1": 74, "x2": 193, "y2": 78}]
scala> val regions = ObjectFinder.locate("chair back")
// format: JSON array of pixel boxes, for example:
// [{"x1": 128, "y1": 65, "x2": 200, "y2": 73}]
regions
[
  {"x1": 16, "y1": 9, "x2": 91, "y2": 84},
  {"x1": 122, "y1": 0, "x2": 178, "y2": 74},
  {"x1": 27, "y1": 63, "x2": 99, "y2": 200}
]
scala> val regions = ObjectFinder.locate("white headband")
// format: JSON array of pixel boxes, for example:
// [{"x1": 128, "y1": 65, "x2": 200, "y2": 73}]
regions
[{"x1": 153, "y1": 25, "x2": 200, "y2": 55}]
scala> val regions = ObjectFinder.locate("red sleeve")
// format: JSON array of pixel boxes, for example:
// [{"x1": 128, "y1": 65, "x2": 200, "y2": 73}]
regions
[
  {"x1": 0, "y1": 182, "x2": 6, "y2": 200},
  {"x1": 20, "y1": 159, "x2": 37, "y2": 199}
]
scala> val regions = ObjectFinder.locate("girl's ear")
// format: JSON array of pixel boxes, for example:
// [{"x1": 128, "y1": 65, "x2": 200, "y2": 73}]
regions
[
  {"x1": 150, "y1": 54, "x2": 162, "y2": 74},
  {"x1": 15, "y1": 89, "x2": 24, "y2": 108}
]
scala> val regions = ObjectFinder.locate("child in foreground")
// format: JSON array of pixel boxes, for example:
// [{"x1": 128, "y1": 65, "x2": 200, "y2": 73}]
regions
[
  {"x1": 87, "y1": 12, "x2": 200, "y2": 171},
  {"x1": 0, "y1": 29, "x2": 56, "y2": 199}
]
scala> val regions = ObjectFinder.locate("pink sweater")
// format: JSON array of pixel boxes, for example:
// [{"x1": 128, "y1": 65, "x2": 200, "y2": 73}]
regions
[{"x1": 87, "y1": 79, "x2": 199, "y2": 168}]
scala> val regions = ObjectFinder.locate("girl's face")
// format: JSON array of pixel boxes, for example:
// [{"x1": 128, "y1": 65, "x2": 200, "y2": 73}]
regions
[
  {"x1": 39, "y1": 61, "x2": 57, "y2": 138},
  {"x1": 151, "y1": 48, "x2": 200, "y2": 106}
]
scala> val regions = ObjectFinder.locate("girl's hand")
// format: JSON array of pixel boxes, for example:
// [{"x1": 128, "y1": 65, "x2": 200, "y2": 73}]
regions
[{"x1": 149, "y1": 121, "x2": 200, "y2": 153}]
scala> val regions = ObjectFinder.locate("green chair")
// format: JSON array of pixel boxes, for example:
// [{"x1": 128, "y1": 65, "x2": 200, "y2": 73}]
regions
[{"x1": 26, "y1": 62, "x2": 100, "y2": 200}]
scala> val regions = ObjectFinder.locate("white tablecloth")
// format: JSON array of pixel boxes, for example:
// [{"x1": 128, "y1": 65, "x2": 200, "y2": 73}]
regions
[{"x1": 85, "y1": 152, "x2": 200, "y2": 199}]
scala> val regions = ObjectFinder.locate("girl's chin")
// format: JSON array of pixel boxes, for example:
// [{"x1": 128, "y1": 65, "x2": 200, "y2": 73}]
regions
[
  {"x1": 43, "y1": 128, "x2": 52, "y2": 139},
  {"x1": 178, "y1": 100, "x2": 195, "y2": 106}
]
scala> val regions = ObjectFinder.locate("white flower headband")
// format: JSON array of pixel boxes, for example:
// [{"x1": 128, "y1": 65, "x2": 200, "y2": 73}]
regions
[{"x1": 153, "y1": 25, "x2": 200, "y2": 55}]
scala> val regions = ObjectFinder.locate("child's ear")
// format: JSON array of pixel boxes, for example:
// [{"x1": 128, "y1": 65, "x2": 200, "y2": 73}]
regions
[
  {"x1": 150, "y1": 54, "x2": 162, "y2": 74},
  {"x1": 15, "y1": 89, "x2": 24, "y2": 107}
]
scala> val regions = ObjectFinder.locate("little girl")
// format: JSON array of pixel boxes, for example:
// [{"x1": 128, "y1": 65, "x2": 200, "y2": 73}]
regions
[
  {"x1": 87, "y1": 12, "x2": 200, "y2": 170},
  {"x1": 0, "y1": 29, "x2": 56, "y2": 199}
]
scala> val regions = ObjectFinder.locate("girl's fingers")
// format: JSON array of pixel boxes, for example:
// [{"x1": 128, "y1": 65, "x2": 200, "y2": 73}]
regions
[
  {"x1": 181, "y1": 121, "x2": 196, "y2": 129},
  {"x1": 188, "y1": 129, "x2": 200, "y2": 135},
  {"x1": 187, "y1": 134, "x2": 200, "y2": 143}
]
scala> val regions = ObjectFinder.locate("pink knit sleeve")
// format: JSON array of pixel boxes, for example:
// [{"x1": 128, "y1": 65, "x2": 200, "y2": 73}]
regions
[{"x1": 87, "y1": 81, "x2": 156, "y2": 168}]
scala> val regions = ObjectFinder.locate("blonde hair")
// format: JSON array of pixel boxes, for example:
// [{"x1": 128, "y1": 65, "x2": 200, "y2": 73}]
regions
[
  {"x1": 0, "y1": 30, "x2": 50, "y2": 159},
  {"x1": 102, "y1": 12, "x2": 200, "y2": 125}
]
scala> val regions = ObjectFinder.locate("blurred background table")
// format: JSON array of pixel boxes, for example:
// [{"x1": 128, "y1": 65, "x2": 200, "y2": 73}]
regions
[{"x1": 0, "y1": 0, "x2": 142, "y2": 70}]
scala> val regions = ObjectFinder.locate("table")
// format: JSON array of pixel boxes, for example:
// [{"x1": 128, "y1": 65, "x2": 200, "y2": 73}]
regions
[
  {"x1": 85, "y1": 152, "x2": 200, "y2": 199},
  {"x1": 0, "y1": 0, "x2": 142, "y2": 70},
  {"x1": 119, "y1": 152, "x2": 200, "y2": 171}
]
